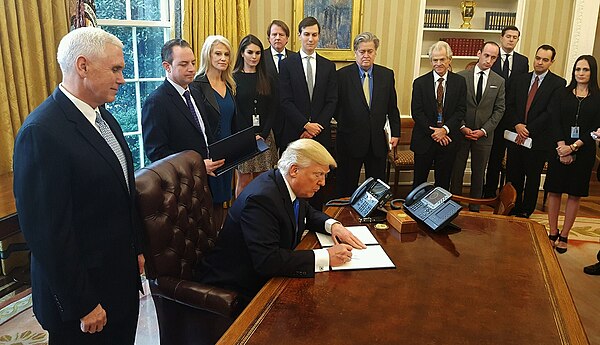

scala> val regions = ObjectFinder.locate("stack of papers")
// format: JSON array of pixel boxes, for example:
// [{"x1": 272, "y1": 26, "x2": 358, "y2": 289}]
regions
[{"x1": 316, "y1": 226, "x2": 395, "y2": 270}]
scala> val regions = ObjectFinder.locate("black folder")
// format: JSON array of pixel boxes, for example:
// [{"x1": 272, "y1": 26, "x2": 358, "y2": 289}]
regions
[{"x1": 208, "y1": 126, "x2": 269, "y2": 176}]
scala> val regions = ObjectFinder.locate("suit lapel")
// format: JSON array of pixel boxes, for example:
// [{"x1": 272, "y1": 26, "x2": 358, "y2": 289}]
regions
[
  {"x1": 292, "y1": 53, "x2": 311, "y2": 103},
  {"x1": 274, "y1": 170, "x2": 297, "y2": 240},
  {"x1": 349, "y1": 64, "x2": 369, "y2": 110},
  {"x1": 54, "y1": 89, "x2": 129, "y2": 194},
  {"x1": 465, "y1": 71, "x2": 476, "y2": 104},
  {"x1": 529, "y1": 72, "x2": 553, "y2": 111},
  {"x1": 163, "y1": 80, "x2": 204, "y2": 135}
]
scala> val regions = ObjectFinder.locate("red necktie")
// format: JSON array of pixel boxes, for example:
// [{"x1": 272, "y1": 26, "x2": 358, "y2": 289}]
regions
[
  {"x1": 524, "y1": 76, "x2": 539, "y2": 123},
  {"x1": 436, "y1": 78, "x2": 444, "y2": 127}
]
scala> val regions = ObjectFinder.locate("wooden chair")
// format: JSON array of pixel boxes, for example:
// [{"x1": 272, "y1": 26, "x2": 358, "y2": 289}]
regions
[
  {"x1": 451, "y1": 182, "x2": 517, "y2": 215},
  {"x1": 386, "y1": 147, "x2": 415, "y2": 197}
]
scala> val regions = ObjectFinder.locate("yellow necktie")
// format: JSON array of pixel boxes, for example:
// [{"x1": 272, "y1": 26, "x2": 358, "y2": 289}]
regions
[{"x1": 363, "y1": 72, "x2": 370, "y2": 107}]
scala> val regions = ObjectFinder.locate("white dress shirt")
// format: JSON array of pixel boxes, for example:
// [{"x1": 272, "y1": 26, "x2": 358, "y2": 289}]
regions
[
  {"x1": 59, "y1": 83, "x2": 101, "y2": 133},
  {"x1": 271, "y1": 46, "x2": 286, "y2": 72}
]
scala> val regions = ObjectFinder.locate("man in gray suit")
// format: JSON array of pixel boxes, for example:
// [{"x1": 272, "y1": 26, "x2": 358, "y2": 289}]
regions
[{"x1": 450, "y1": 42, "x2": 505, "y2": 211}]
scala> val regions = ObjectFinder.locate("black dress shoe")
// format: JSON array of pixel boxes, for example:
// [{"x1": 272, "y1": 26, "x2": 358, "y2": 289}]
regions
[
  {"x1": 515, "y1": 212, "x2": 529, "y2": 218},
  {"x1": 583, "y1": 261, "x2": 600, "y2": 275}
]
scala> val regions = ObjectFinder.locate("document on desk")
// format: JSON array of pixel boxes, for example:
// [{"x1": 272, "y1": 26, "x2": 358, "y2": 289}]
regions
[
  {"x1": 332, "y1": 245, "x2": 395, "y2": 270},
  {"x1": 316, "y1": 226, "x2": 395, "y2": 270},
  {"x1": 504, "y1": 130, "x2": 532, "y2": 149},
  {"x1": 316, "y1": 226, "x2": 378, "y2": 247}
]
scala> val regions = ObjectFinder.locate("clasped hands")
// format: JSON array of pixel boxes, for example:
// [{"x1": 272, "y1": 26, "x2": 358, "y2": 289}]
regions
[
  {"x1": 429, "y1": 126, "x2": 452, "y2": 146},
  {"x1": 301, "y1": 122, "x2": 323, "y2": 139},
  {"x1": 460, "y1": 127, "x2": 485, "y2": 141},
  {"x1": 327, "y1": 223, "x2": 367, "y2": 266},
  {"x1": 555, "y1": 142, "x2": 576, "y2": 165}
]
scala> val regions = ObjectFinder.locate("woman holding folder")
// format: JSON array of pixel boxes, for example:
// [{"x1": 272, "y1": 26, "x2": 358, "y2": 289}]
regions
[
  {"x1": 233, "y1": 34, "x2": 279, "y2": 197},
  {"x1": 192, "y1": 35, "x2": 239, "y2": 225}
]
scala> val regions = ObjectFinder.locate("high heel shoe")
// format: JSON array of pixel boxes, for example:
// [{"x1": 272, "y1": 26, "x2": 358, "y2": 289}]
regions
[
  {"x1": 555, "y1": 236, "x2": 568, "y2": 254},
  {"x1": 548, "y1": 230, "x2": 559, "y2": 245}
]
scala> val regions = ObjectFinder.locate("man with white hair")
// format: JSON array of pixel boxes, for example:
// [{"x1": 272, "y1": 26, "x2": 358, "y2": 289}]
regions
[
  {"x1": 197, "y1": 139, "x2": 366, "y2": 299},
  {"x1": 13, "y1": 27, "x2": 144, "y2": 344},
  {"x1": 410, "y1": 40, "x2": 467, "y2": 190}
]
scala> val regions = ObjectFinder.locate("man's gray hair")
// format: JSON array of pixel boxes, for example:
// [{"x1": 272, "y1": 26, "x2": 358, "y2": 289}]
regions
[
  {"x1": 57, "y1": 27, "x2": 123, "y2": 75},
  {"x1": 353, "y1": 32, "x2": 380, "y2": 51},
  {"x1": 278, "y1": 139, "x2": 336, "y2": 176},
  {"x1": 428, "y1": 40, "x2": 453, "y2": 61}
]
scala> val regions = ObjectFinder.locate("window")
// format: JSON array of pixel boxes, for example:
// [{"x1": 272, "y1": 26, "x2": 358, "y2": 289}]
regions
[{"x1": 96, "y1": 0, "x2": 181, "y2": 170}]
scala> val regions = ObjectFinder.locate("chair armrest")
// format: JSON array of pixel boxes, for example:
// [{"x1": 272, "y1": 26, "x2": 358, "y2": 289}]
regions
[{"x1": 150, "y1": 277, "x2": 242, "y2": 318}]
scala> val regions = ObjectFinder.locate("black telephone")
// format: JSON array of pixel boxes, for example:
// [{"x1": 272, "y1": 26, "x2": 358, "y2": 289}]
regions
[
  {"x1": 350, "y1": 177, "x2": 392, "y2": 221},
  {"x1": 403, "y1": 182, "x2": 462, "y2": 231}
]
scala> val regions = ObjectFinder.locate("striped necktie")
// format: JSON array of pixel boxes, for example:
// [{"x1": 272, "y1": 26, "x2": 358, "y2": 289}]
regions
[{"x1": 95, "y1": 110, "x2": 129, "y2": 190}]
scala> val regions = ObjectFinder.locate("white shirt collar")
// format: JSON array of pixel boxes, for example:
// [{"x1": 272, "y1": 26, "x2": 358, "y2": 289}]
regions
[
  {"x1": 281, "y1": 171, "x2": 297, "y2": 203},
  {"x1": 300, "y1": 49, "x2": 316, "y2": 60},
  {"x1": 500, "y1": 47, "x2": 513, "y2": 57},
  {"x1": 474, "y1": 65, "x2": 490, "y2": 76},
  {"x1": 271, "y1": 46, "x2": 286, "y2": 58},
  {"x1": 59, "y1": 83, "x2": 99, "y2": 130},
  {"x1": 433, "y1": 71, "x2": 448, "y2": 82},
  {"x1": 166, "y1": 77, "x2": 189, "y2": 96}
]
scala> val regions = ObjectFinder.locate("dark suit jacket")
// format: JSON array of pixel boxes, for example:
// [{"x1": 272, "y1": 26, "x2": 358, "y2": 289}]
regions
[
  {"x1": 264, "y1": 48, "x2": 296, "y2": 148},
  {"x1": 13, "y1": 88, "x2": 142, "y2": 331},
  {"x1": 491, "y1": 51, "x2": 529, "y2": 85},
  {"x1": 457, "y1": 68, "x2": 505, "y2": 145},
  {"x1": 410, "y1": 71, "x2": 467, "y2": 153},
  {"x1": 335, "y1": 63, "x2": 401, "y2": 158},
  {"x1": 191, "y1": 74, "x2": 242, "y2": 147},
  {"x1": 264, "y1": 47, "x2": 294, "y2": 76},
  {"x1": 279, "y1": 52, "x2": 338, "y2": 148},
  {"x1": 492, "y1": 51, "x2": 529, "y2": 130},
  {"x1": 142, "y1": 79, "x2": 210, "y2": 162},
  {"x1": 506, "y1": 71, "x2": 566, "y2": 150},
  {"x1": 198, "y1": 169, "x2": 330, "y2": 297}
]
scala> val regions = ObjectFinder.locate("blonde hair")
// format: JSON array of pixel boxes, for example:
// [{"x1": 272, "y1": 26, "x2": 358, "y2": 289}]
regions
[
  {"x1": 278, "y1": 139, "x2": 336, "y2": 176},
  {"x1": 197, "y1": 35, "x2": 236, "y2": 94}
]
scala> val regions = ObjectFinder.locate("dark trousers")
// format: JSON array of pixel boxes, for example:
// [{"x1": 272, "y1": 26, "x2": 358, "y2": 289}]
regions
[
  {"x1": 484, "y1": 125, "x2": 507, "y2": 197},
  {"x1": 413, "y1": 142, "x2": 457, "y2": 190},
  {"x1": 48, "y1": 300, "x2": 139, "y2": 345},
  {"x1": 336, "y1": 147, "x2": 387, "y2": 198},
  {"x1": 506, "y1": 143, "x2": 549, "y2": 216}
]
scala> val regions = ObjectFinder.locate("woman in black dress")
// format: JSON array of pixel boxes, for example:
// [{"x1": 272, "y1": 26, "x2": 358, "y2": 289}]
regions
[
  {"x1": 232, "y1": 34, "x2": 279, "y2": 196},
  {"x1": 545, "y1": 55, "x2": 600, "y2": 253}
]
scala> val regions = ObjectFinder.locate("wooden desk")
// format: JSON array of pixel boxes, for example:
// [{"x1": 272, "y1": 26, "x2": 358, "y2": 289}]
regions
[{"x1": 218, "y1": 210, "x2": 588, "y2": 344}]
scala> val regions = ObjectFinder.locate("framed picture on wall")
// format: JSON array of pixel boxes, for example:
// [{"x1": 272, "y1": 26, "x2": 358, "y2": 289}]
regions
[{"x1": 293, "y1": 0, "x2": 363, "y2": 61}]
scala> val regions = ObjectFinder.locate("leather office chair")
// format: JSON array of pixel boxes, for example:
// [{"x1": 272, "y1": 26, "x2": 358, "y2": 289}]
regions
[
  {"x1": 451, "y1": 182, "x2": 517, "y2": 216},
  {"x1": 135, "y1": 150, "x2": 243, "y2": 345}
]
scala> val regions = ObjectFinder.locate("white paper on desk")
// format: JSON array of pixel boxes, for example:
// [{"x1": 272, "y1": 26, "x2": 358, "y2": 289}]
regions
[
  {"x1": 504, "y1": 130, "x2": 532, "y2": 148},
  {"x1": 332, "y1": 245, "x2": 396, "y2": 270},
  {"x1": 316, "y1": 226, "x2": 378, "y2": 248}
]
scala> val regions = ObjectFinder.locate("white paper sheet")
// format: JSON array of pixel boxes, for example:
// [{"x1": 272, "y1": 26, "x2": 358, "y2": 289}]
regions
[
  {"x1": 331, "y1": 245, "x2": 396, "y2": 270},
  {"x1": 504, "y1": 130, "x2": 532, "y2": 148},
  {"x1": 316, "y1": 226, "x2": 378, "y2": 247}
]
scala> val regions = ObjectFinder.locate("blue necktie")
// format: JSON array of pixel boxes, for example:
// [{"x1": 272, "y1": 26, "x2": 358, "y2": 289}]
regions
[
  {"x1": 293, "y1": 199, "x2": 300, "y2": 228},
  {"x1": 183, "y1": 90, "x2": 202, "y2": 131},
  {"x1": 276, "y1": 53, "x2": 283, "y2": 71}
]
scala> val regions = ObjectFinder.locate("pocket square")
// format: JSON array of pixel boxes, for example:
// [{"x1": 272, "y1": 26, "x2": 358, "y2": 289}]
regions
[{"x1": 490, "y1": 85, "x2": 498, "y2": 89}]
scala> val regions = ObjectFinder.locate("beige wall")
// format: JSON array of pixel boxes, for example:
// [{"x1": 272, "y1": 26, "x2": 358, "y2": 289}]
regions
[{"x1": 249, "y1": 0, "x2": 576, "y2": 115}]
